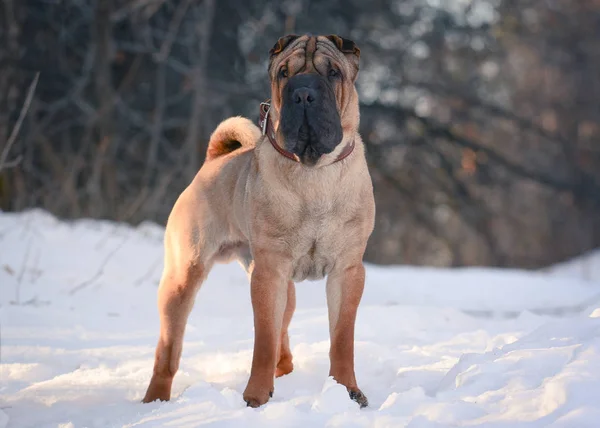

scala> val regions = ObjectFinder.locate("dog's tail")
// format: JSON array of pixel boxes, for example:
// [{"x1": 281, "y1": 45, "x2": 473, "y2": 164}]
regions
[{"x1": 205, "y1": 116, "x2": 261, "y2": 162}]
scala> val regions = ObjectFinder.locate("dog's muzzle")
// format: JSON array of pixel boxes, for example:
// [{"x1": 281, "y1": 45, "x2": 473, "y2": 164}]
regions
[{"x1": 279, "y1": 74, "x2": 343, "y2": 166}]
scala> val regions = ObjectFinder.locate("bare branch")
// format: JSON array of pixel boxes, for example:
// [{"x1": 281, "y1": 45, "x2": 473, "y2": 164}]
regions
[
  {"x1": 111, "y1": 0, "x2": 168, "y2": 23},
  {"x1": 0, "y1": 72, "x2": 40, "y2": 172},
  {"x1": 155, "y1": 0, "x2": 191, "y2": 62},
  {"x1": 362, "y1": 102, "x2": 600, "y2": 201}
]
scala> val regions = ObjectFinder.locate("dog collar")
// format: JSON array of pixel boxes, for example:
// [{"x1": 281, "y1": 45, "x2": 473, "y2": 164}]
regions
[{"x1": 259, "y1": 100, "x2": 355, "y2": 164}]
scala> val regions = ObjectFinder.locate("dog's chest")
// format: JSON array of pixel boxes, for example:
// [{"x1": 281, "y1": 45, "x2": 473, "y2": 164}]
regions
[
  {"x1": 289, "y1": 202, "x2": 345, "y2": 282},
  {"x1": 252, "y1": 168, "x2": 367, "y2": 283},
  {"x1": 291, "y1": 239, "x2": 332, "y2": 282}
]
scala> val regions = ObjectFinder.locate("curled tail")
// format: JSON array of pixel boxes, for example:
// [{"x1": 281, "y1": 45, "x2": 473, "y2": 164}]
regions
[{"x1": 205, "y1": 116, "x2": 261, "y2": 162}]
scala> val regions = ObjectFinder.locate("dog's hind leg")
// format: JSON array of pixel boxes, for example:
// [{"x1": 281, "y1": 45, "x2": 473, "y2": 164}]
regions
[
  {"x1": 142, "y1": 265, "x2": 207, "y2": 402},
  {"x1": 276, "y1": 280, "x2": 295, "y2": 377},
  {"x1": 143, "y1": 198, "x2": 212, "y2": 403}
]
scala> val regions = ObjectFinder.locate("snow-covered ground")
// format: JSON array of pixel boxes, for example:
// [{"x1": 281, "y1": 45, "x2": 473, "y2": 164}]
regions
[{"x1": 1, "y1": 209, "x2": 600, "y2": 428}]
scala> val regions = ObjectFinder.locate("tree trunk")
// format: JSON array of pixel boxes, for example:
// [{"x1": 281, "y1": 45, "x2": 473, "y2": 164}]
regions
[
  {"x1": 184, "y1": 0, "x2": 216, "y2": 182},
  {"x1": 0, "y1": 0, "x2": 22, "y2": 209},
  {"x1": 88, "y1": 0, "x2": 115, "y2": 216}
]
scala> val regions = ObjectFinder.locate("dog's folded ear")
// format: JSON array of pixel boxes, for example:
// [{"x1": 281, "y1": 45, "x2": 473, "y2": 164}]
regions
[
  {"x1": 325, "y1": 35, "x2": 361, "y2": 78},
  {"x1": 270, "y1": 35, "x2": 300, "y2": 57},
  {"x1": 325, "y1": 35, "x2": 360, "y2": 57}
]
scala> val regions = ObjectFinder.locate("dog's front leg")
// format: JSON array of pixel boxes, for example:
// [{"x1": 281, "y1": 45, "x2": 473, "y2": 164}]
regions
[
  {"x1": 326, "y1": 262, "x2": 369, "y2": 408},
  {"x1": 243, "y1": 260, "x2": 289, "y2": 407}
]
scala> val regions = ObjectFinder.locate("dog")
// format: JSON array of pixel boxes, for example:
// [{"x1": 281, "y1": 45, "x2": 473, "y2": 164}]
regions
[{"x1": 142, "y1": 34, "x2": 375, "y2": 408}]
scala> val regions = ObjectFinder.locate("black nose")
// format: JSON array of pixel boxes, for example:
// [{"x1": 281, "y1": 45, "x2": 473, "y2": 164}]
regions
[{"x1": 293, "y1": 87, "x2": 317, "y2": 105}]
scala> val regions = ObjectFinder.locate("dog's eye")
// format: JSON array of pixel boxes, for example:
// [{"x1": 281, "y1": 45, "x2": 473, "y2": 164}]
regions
[
  {"x1": 328, "y1": 69, "x2": 340, "y2": 78},
  {"x1": 279, "y1": 68, "x2": 289, "y2": 78}
]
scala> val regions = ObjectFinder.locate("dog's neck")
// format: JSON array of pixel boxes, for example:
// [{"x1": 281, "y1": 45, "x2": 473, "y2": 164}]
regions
[{"x1": 258, "y1": 100, "x2": 355, "y2": 165}]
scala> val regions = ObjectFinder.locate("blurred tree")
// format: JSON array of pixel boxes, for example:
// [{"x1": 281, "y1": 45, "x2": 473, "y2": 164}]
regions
[{"x1": 0, "y1": 0, "x2": 598, "y2": 268}]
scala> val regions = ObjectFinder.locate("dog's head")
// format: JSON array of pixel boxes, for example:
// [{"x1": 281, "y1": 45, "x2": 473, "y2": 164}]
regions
[{"x1": 268, "y1": 34, "x2": 361, "y2": 166}]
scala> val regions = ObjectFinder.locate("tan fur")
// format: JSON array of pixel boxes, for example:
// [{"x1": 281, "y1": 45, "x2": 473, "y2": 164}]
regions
[
  {"x1": 206, "y1": 116, "x2": 261, "y2": 161},
  {"x1": 142, "y1": 35, "x2": 375, "y2": 408}
]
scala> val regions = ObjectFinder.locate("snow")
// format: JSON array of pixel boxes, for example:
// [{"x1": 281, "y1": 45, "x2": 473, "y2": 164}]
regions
[
  {"x1": 544, "y1": 249, "x2": 600, "y2": 283},
  {"x1": 1, "y1": 209, "x2": 600, "y2": 427}
]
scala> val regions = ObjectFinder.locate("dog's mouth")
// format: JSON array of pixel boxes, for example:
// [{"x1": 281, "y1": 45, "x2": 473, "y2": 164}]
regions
[
  {"x1": 288, "y1": 113, "x2": 339, "y2": 166},
  {"x1": 279, "y1": 74, "x2": 343, "y2": 166}
]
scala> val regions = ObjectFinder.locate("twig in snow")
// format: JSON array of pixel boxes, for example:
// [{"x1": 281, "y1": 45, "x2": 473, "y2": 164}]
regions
[
  {"x1": 69, "y1": 238, "x2": 128, "y2": 295},
  {"x1": 134, "y1": 256, "x2": 161, "y2": 287},
  {"x1": 29, "y1": 248, "x2": 43, "y2": 284},
  {"x1": 14, "y1": 237, "x2": 33, "y2": 305}
]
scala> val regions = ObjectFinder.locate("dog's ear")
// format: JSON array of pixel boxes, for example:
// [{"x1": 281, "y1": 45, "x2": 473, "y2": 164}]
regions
[
  {"x1": 269, "y1": 35, "x2": 299, "y2": 73},
  {"x1": 269, "y1": 34, "x2": 300, "y2": 58},
  {"x1": 325, "y1": 35, "x2": 361, "y2": 78}
]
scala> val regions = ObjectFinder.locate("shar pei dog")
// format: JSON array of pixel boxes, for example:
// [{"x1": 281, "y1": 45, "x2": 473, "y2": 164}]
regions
[{"x1": 142, "y1": 34, "x2": 375, "y2": 408}]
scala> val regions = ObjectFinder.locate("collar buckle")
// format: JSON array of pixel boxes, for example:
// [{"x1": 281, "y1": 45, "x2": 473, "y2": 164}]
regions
[{"x1": 259, "y1": 101, "x2": 271, "y2": 136}]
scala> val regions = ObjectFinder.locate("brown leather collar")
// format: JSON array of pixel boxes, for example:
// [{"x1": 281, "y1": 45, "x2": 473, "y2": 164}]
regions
[{"x1": 259, "y1": 100, "x2": 355, "y2": 164}]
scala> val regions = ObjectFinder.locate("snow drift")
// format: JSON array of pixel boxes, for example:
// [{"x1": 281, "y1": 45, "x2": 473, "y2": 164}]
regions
[{"x1": 1, "y1": 209, "x2": 600, "y2": 427}]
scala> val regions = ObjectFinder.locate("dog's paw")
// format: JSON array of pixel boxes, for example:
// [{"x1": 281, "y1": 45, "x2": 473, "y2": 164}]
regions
[
  {"x1": 349, "y1": 388, "x2": 369, "y2": 408},
  {"x1": 142, "y1": 375, "x2": 172, "y2": 403},
  {"x1": 243, "y1": 386, "x2": 273, "y2": 408},
  {"x1": 275, "y1": 358, "x2": 294, "y2": 378},
  {"x1": 142, "y1": 387, "x2": 171, "y2": 403}
]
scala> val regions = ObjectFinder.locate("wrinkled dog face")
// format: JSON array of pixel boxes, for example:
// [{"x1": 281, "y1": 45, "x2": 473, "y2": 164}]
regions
[{"x1": 268, "y1": 35, "x2": 361, "y2": 166}]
